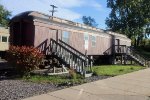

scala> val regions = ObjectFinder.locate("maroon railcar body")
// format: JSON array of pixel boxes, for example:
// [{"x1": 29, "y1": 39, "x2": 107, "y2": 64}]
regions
[{"x1": 9, "y1": 11, "x2": 131, "y2": 64}]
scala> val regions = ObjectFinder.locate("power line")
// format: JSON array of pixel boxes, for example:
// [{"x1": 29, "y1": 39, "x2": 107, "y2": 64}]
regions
[{"x1": 50, "y1": 5, "x2": 57, "y2": 19}]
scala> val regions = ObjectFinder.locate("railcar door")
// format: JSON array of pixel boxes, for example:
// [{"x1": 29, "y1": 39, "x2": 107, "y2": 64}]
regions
[
  {"x1": 49, "y1": 29, "x2": 59, "y2": 42},
  {"x1": 115, "y1": 39, "x2": 120, "y2": 46},
  {"x1": 12, "y1": 22, "x2": 22, "y2": 46},
  {"x1": 84, "y1": 33, "x2": 89, "y2": 54},
  {"x1": 115, "y1": 39, "x2": 120, "y2": 53}
]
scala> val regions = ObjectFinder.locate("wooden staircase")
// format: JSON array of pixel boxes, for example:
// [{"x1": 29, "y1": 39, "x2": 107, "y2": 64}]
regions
[
  {"x1": 45, "y1": 39, "x2": 93, "y2": 77},
  {"x1": 104, "y1": 45, "x2": 150, "y2": 67},
  {"x1": 126, "y1": 47, "x2": 150, "y2": 67}
]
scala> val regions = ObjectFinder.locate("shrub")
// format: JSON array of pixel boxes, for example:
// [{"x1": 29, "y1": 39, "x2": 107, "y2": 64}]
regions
[
  {"x1": 6, "y1": 46, "x2": 44, "y2": 76},
  {"x1": 69, "y1": 68, "x2": 84, "y2": 80},
  {"x1": 69, "y1": 68, "x2": 77, "y2": 80}
]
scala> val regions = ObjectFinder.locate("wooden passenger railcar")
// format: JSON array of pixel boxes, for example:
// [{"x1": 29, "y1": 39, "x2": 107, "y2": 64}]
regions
[{"x1": 9, "y1": 11, "x2": 131, "y2": 64}]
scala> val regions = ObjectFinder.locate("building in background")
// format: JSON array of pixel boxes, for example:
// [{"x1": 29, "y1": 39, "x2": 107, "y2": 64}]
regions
[{"x1": 0, "y1": 27, "x2": 9, "y2": 51}]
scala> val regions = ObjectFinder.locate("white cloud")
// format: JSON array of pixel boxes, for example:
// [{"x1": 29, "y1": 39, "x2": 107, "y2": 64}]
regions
[
  {"x1": 0, "y1": 0, "x2": 103, "y2": 21},
  {"x1": 55, "y1": 8, "x2": 81, "y2": 20},
  {"x1": 48, "y1": 0, "x2": 85, "y2": 8},
  {"x1": 92, "y1": 3, "x2": 102, "y2": 10},
  {"x1": 86, "y1": 0, "x2": 103, "y2": 11}
]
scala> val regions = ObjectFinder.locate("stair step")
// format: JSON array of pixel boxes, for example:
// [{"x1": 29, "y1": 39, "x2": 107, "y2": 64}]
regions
[
  {"x1": 127, "y1": 54, "x2": 147, "y2": 67},
  {"x1": 45, "y1": 39, "x2": 93, "y2": 76},
  {"x1": 84, "y1": 72, "x2": 93, "y2": 77}
]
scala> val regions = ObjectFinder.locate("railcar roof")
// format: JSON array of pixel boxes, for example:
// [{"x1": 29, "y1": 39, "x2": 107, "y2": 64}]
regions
[{"x1": 11, "y1": 11, "x2": 129, "y2": 39}]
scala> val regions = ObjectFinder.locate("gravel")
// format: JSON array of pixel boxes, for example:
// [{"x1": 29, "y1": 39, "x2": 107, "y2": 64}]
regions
[
  {"x1": 0, "y1": 80, "x2": 61, "y2": 100},
  {"x1": 0, "y1": 61, "x2": 111, "y2": 100},
  {"x1": 85, "y1": 75, "x2": 111, "y2": 82},
  {"x1": 0, "y1": 75, "x2": 111, "y2": 100}
]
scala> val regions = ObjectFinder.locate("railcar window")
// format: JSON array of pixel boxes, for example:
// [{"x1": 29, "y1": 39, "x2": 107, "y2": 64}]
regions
[
  {"x1": 84, "y1": 33, "x2": 89, "y2": 50},
  {"x1": 62, "y1": 31, "x2": 69, "y2": 43},
  {"x1": 2, "y1": 36, "x2": 7, "y2": 42},
  {"x1": 84, "y1": 33, "x2": 89, "y2": 40},
  {"x1": 92, "y1": 36, "x2": 96, "y2": 47}
]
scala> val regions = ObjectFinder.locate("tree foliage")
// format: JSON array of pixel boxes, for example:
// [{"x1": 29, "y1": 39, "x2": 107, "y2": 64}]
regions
[
  {"x1": 0, "y1": 4, "x2": 11, "y2": 27},
  {"x1": 106, "y1": 0, "x2": 150, "y2": 46},
  {"x1": 82, "y1": 16, "x2": 98, "y2": 27}
]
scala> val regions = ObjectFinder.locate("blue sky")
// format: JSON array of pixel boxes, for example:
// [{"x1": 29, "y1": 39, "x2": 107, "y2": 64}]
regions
[{"x1": 0, "y1": 0, "x2": 110, "y2": 29}]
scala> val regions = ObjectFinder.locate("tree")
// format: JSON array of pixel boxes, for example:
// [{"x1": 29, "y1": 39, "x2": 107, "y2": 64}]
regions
[
  {"x1": 0, "y1": 4, "x2": 11, "y2": 27},
  {"x1": 82, "y1": 16, "x2": 98, "y2": 27},
  {"x1": 106, "y1": 0, "x2": 150, "y2": 46},
  {"x1": 144, "y1": 23, "x2": 150, "y2": 37}
]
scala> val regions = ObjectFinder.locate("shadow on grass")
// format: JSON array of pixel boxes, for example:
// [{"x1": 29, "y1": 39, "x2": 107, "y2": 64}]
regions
[{"x1": 0, "y1": 61, "x2": 22, "y2": 80}]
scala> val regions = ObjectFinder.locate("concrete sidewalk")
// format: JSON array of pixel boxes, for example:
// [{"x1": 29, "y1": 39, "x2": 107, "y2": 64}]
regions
[{"x1": 23, "y1": 68, "x2": 150, "y2": 100}]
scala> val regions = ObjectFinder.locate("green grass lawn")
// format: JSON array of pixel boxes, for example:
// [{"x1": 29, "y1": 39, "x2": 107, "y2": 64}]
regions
[
  {"x1": 23, "y1": 74, "x2": 85, "y2": 85},
  {"x1": 23, "y1": 65, "x2": 145, "y2": 84},
  {"x1": 92, "y1": 65, "x2": 144, "y2": 76}
]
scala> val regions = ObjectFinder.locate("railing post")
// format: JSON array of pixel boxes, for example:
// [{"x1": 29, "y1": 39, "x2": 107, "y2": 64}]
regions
[
  {"x1": 112, "y1": 45, "x2": 115, "y2": 64},
  {"x1": 90, "y1": 56, "x2": 93, "y2": 72},
  {"x1": 145, "y1": 59, "x2": 148, "y2": 67},
  {"x1": 82, "y1": 61, "x2": 85, "y2": 74},
  {"x1": 49, "y1": 39, "x2": 93, "y2": 76},
  {"x1": 123, "y1": 45, "x2": 127, "y2": 64}
]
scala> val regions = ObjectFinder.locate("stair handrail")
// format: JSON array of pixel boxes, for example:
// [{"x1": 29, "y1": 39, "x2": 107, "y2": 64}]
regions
[
  {"x1": 127, "y1": 46, "x2": 150, "y2": 60},
  {"x1": 114, "y1": 45, "x2": 127, "y2": 53},
  {"x1": 103, "y1": 46, "x2": 112, "y2": 55},
  {"x1": 50, "y1": 38, "x2": 93, "y2": 73},
  {"x1": 104, "y1": 45, "x2": 150, "y2": 67},
  {"x1": 127, "y1": 46, "x2": 150, "y2": 67},
  {"x1": 50, "y1": 39, "x2": 86, "y2": 61},
  {"x1": 59, "y1": 39, "x2": 93, "y2": 61},
  {"x1": 103, "y1": 45, "x2": 127, "y2": 55}
]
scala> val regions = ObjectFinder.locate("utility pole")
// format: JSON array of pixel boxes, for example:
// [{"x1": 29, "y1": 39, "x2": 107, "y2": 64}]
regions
[{"x1": 50, "y1": 5, "x2": 57, "y2": 19}]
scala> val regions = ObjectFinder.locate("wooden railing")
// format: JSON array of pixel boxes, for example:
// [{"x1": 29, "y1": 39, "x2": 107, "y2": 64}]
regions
[
  {"x1": 46, "y1": 39, "x2": 93, "y2": 74},
  {"x1": 103, "y1": 46, "x2": 112, "y2": 55},
  {"x1": 59, "y1": 39, "x2": 92, "y2": 61},
  {"x1": 104, "y1": 45, "x2": 127, "y2": 55},
  {"x1": 127, "y1": 47, "x2": 150, "y2": 67},
  {"x1": 114, "y1": 45, "x2": 127, "y2": 54},
  {"x1": 103, "y1": 45, "x2": 150, "y2": 67}
]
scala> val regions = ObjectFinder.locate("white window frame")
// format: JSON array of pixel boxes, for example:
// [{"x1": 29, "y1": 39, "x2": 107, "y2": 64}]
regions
[
  {"x1": 62, "y1": 31, "x2": 69, "y2": 43},
  {"x1": 84, "y1": 33, "x2": 89, "y2": 50},
  {"x1": 84, "y1": 33, "x2": 89, "y2": 41},
  {"x1": 1, "y1": 36, "x2": 8, "y2": 43},
  {"x1": 91, "y1": 35, "x2": 96, "y2": 47},
  {"x1": 0, "y1": 35, "x2": 1, "y2": 42}
]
